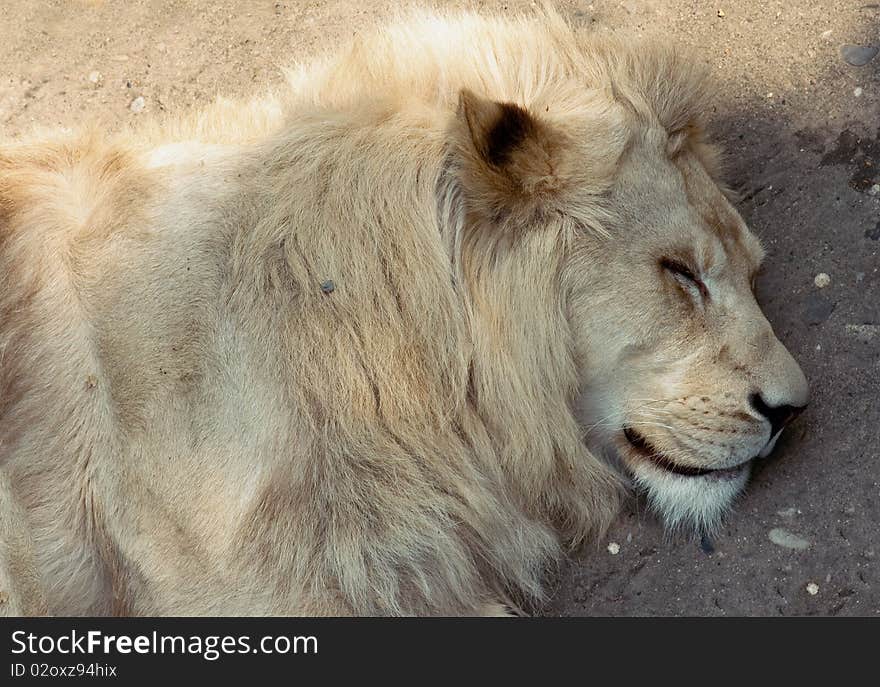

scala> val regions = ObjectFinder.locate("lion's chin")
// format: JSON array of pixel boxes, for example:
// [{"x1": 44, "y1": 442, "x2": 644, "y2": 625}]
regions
[
  {"x1": 617, "y1": 430, "x2": 752, "y2": 534},
  {"x1": 630, "y1": 457, "x2": 750, "y2": 534}
]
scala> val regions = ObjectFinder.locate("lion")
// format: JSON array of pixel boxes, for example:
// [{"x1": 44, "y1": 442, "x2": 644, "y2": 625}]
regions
[{"x1": 0, "y1": 9, "x2": 808, "y2": 616}]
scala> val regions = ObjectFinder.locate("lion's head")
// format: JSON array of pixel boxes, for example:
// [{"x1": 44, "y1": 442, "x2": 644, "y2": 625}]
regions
[
  {"x1": 568, "y1": 127, "x2": 809, "y2": 533},
  {"x1": 442, "y1": 28, "x2": 809, "y2": 535}
]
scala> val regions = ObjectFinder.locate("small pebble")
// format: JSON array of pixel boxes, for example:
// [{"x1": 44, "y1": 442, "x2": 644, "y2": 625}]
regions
[
  {"x1": 320, "y1": 279, "x2": 336, "y2": 294},
  {"x1": 814, "y1": 272, "x2": 831, "y2": 288},
  {"x1": 607, "y1": 542, "x2": 620, "y2": 555},
  {"x1": 88, "y1": 70, "x2": 102, "y2": 85},
  {"x1": 841, "y1": 44, "x2": 879, "y2": 67},
  {"x1": 854, "y1": 87, "x2": 864, "y2": 97},
  {"x1": 855, "y1": 272, "x2": 865, "y2": 282},
  {"x1": 768, "y1": 528, "x2": 811, "y2": 550},
  {"x1": 85, "y1": 375, "x2": 98, "y2": 389},
  {"x1": 717, "y1": 9, "x2": 725, "y2": 18},
  {"x1": 626, "y1": 533, "x2": 633, "y2": 543},
  {"x1": 806, "y1": 582, "x2": 819, "y2": 596},
  {"x1": 129, "y1": 96, "x2": 146, "y2": 113},
  {"x1": 869, "y1": 184, "x2": 880, "y2": 196}
]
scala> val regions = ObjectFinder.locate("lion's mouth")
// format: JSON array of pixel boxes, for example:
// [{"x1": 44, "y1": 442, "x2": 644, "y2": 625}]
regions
[{"x1": 622, "y1": 427, "x2": 749, "y2": 480}]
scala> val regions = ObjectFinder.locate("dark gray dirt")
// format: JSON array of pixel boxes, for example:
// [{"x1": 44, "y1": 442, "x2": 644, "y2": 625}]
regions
[{"x1": 1, "y1": 0, "x2": 877, "y2": 616}]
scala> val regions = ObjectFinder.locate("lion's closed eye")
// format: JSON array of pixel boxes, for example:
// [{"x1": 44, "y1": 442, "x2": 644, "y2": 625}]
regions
[{"x1": 660, "y1": 257, "x2": 708, "y2": 302}]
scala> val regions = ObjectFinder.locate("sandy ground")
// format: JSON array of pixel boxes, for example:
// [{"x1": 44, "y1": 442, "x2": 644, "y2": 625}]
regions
[{"x1": 1, "y1": 0, "x2": 877, "y2": 616}]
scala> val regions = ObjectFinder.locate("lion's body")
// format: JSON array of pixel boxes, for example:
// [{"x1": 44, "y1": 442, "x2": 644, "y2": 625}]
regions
[
  {"x1": 1, "y1": 12, "x2": 620, "y2": 616},
  {"x1": 0, "y1": 10, "x2": 807, "y2": 616}
]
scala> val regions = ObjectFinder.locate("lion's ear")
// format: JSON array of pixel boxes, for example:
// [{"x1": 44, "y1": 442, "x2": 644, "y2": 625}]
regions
[
  {"x1": 666, "y1": 123, "x2": 696, "y2": 158},
  {"x1": 666, "y1": 119, "x2": 725, "y2": 183},
  {"x1": 458, "y1": 89, "x2": 538, "y2": 168},
  {"x1": 454, "y1": 89, "x2": 571, "y2": 214}
]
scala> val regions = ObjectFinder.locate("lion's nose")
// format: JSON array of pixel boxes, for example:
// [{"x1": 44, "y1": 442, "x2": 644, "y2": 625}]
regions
[{"x1": 748, "y1": 392, "x2": 806, "y2": 437}]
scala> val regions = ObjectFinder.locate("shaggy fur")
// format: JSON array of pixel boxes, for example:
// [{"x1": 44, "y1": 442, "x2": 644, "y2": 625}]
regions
[{"x1": 0, "y1": 9, "x2": 807, "y2": 616}]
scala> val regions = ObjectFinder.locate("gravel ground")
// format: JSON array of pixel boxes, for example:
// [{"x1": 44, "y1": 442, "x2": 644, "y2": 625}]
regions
[{"x1": 1, "y1": 0, "x2": 877, "y2": 616}]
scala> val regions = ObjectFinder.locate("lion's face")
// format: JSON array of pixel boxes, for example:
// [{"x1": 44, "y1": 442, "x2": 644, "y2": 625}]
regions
[{"x1": 566, "y1": 134, "x2": 809, "y2": 531}]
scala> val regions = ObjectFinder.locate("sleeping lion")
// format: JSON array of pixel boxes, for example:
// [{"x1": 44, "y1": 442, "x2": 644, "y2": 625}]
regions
[{"x1": 0, "y1": 9, "x2": 808, "y2": 616}]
